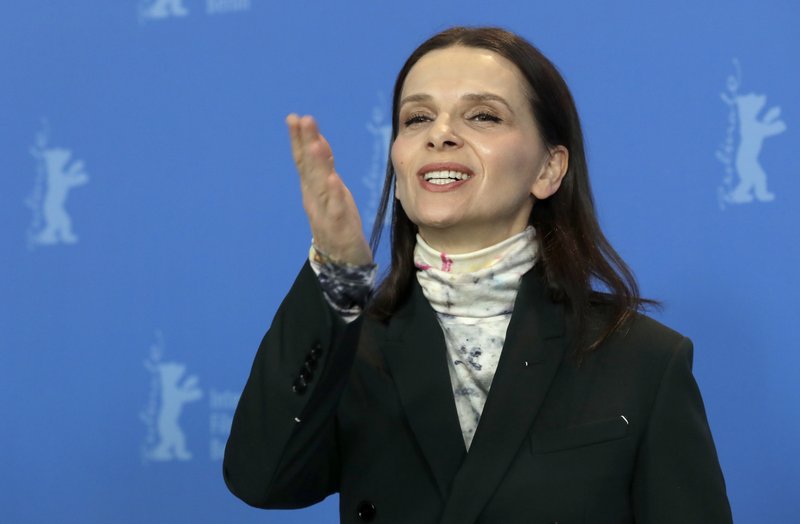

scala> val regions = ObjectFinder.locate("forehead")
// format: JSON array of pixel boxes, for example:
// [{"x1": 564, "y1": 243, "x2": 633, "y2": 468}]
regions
[{"x1": 401, "y1": 46, "x2": 530, "y2": 102}]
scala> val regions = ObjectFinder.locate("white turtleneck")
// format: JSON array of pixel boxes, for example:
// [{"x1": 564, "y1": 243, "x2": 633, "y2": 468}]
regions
[
  {"x1": 414, "y1": 227, "x2": 538, "y2": 450},
  {"x1": 308, "y1": 226, "x2": 538, "y2": 450}
]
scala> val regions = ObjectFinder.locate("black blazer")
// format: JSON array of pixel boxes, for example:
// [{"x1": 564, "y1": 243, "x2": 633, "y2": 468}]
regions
[{"x1": 224, "y1": 262, "x2": 732, "y2": 523}]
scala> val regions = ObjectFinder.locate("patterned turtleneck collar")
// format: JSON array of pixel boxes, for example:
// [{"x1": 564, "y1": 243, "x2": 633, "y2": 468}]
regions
[{"x1": 413, "y1": 227, "x2": 538, "y2": 318}]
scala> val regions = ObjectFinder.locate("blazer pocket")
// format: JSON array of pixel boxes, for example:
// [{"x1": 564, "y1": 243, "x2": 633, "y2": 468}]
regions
[{"x1": 531, "y1": 415, "x2": 630, "y2": 454}]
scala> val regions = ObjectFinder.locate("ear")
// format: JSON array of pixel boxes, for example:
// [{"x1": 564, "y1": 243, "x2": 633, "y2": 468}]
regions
[{"x1": 531, "y1": 145, "x2": 568, "y2": 200}]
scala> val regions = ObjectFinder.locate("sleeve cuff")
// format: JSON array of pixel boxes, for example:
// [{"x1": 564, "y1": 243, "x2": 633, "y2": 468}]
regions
[{"x1": 309, "y1": 244, "x2": 377, "y2": 323}]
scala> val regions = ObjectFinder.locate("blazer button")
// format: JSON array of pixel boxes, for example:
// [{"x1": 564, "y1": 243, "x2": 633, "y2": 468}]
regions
[
  {"x1": 303, "y1": 359, "x2": 316, "y2": 373},
  {"x1": 292, "y1": 376, "x2": 307, "y2": 395},
  {"x1": 356, "y1": 501, "x2": 376, "y2": 521},
  {"x1": 299, "y1": 368, "x2": 313, "y2": 382},
  {"x1": 309, "y1": 343, "x2": 323, "y2": 361}
]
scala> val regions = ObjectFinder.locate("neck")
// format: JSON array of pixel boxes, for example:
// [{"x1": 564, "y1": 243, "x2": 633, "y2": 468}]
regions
[{"x1": 417, "y1": 221, "x2": 533, "y2": 254}]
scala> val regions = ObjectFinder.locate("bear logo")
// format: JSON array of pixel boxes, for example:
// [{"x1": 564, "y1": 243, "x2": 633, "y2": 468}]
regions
[
  {"x1": 27, "y1": 129, "x2": 89, "y2": 247},
  {"x1": 717, "y1": 60, "x2": 786, "y2": 207},
  {"x1": 362, "y1": 92, "x2": 392, "y2": 228},
  {"x1": 145, "y1": 362, "x2": 203, "y2": 461},
  {"x1": 141, "y1": 332, "x2": 203, "y2": 462}
]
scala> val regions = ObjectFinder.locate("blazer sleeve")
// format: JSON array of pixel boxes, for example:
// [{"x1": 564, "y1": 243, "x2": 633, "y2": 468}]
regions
[
  {"x1": 223, "y1": 261, "x2": 361, "y2": 509},
  {"x1": 632, "y1": 337, "x2": 733, "y2": 523}
]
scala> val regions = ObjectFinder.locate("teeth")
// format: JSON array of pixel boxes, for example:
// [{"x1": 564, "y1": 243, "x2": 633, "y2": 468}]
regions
[{"x1": 423, "y1": 170, "x2": 470, "y2": 184}]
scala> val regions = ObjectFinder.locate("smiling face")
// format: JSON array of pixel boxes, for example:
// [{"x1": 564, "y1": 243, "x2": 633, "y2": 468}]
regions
[{"x1": 391, "y1": 45, "x2": 567, "y2": 254}]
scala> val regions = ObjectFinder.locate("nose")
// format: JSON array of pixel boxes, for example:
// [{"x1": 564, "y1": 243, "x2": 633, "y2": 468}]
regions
[{"x1": 426, "y1": 117, "x2": 462, "y2": 150}]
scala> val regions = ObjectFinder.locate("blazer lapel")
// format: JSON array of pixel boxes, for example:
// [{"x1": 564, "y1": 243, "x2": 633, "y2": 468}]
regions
[
  {"x1": 380, "y1": 279, "x2": 468, "y2": 500},
  {"x1": 439, "y1": 268, "x2": 567, "y2": 524}
]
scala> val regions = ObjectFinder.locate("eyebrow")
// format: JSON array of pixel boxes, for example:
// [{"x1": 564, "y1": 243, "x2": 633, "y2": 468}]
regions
[{"x1": 399, "y1": 92, "x2": 514, "y2": 113}]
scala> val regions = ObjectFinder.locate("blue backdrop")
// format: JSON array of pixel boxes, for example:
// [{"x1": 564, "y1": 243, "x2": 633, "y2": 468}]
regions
[{"x1": 2, "y1": 1, "x2": 797, "y2": 522}]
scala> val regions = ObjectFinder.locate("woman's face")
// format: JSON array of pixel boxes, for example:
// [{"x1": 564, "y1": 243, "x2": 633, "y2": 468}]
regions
[{"x1": 391, "y1": 45, "x2": 566, "y2": 253}]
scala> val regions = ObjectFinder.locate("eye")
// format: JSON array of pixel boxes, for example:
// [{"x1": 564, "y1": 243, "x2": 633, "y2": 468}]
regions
[
  {"x1": 402, "y1": 112, "x2": 432, "y2": 127},
  {"x1": 469, "y1": 111, "x2": 502, "y2": 123}
]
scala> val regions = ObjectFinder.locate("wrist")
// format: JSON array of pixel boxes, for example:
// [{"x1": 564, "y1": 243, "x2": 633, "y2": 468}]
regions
[{"x1": 310, "y1": 241, "x2": 372, "y2": 267}]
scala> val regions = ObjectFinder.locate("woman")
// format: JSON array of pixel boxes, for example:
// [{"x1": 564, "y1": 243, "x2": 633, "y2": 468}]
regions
[{"x1": 224, "y1": 27, "x2": 733, "y2": 523}]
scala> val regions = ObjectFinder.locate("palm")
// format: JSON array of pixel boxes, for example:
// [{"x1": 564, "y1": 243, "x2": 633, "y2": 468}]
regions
[{"x1": 286, "y1": 114, "x2": 373, "y2": 266}]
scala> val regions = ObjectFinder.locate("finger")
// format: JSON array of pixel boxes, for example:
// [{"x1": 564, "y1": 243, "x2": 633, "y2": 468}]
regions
[
  {"x1": 286, "y1": 113, "x2": 302, "y2": 164},
  {"x1": 310, "y1": 123, "x2": 335, "y2": 174},
  {"x1": 299, "y1": 116, "x2": 333, "y2": 168},
  {"x1": 297, "y1": 114, "x2": 319, "y2": 159},
  {"x1": 317, "y1": 133, "x2": 333, "y2": 159},
  {"x1": 297, "y1": 116, "x2": 335, "y2": 193}
]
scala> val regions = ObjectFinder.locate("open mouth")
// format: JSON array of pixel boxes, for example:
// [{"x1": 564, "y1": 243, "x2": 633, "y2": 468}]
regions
[{"x1": 422, "y1": 170, "x2": 471, "y2": 185}]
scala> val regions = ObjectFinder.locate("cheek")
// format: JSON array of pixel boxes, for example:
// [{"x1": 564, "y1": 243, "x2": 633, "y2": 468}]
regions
[
  {"x1": 496, "y1": 136, "x2": 535, "y2": 167},
  {"x1": 390, "y1": 139, "x2": 408, "y2": 174},
  {"x1": 391, "y1": 140, "x2": 411, "y2": 200},
  {"x1": 490, "y1": 137, "x2": 544, "y2": 191}
]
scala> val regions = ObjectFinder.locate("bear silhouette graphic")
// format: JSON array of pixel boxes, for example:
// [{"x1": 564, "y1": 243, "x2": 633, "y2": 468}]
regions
[
  {"x1": 145, "y1": 362, "x2": 203, "y2": 461},
  {"x1": 727, "y1": 93, "x2": 786, "y2": 203},
  {"x1": 32, "y1": 147, "x2": 89, "y2": 245},
  {"x1": 363, "y1": 95, "x2": 393, "y2": 227}
]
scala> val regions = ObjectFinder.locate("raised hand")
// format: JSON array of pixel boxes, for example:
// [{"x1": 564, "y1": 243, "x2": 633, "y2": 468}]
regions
[{"x1": 286, "y1": 114, "x2": 373, "y2": 266}]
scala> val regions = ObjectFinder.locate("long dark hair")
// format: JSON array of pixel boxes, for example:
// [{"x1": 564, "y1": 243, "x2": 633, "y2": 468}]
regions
[{"x1": 367, "y1": 26, "x2": 653, "y2": 360}]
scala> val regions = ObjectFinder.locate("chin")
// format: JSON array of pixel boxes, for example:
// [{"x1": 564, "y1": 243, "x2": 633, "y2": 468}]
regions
[{"x1": 410, "y1": 212, "x2": 462, "y2": 230}]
